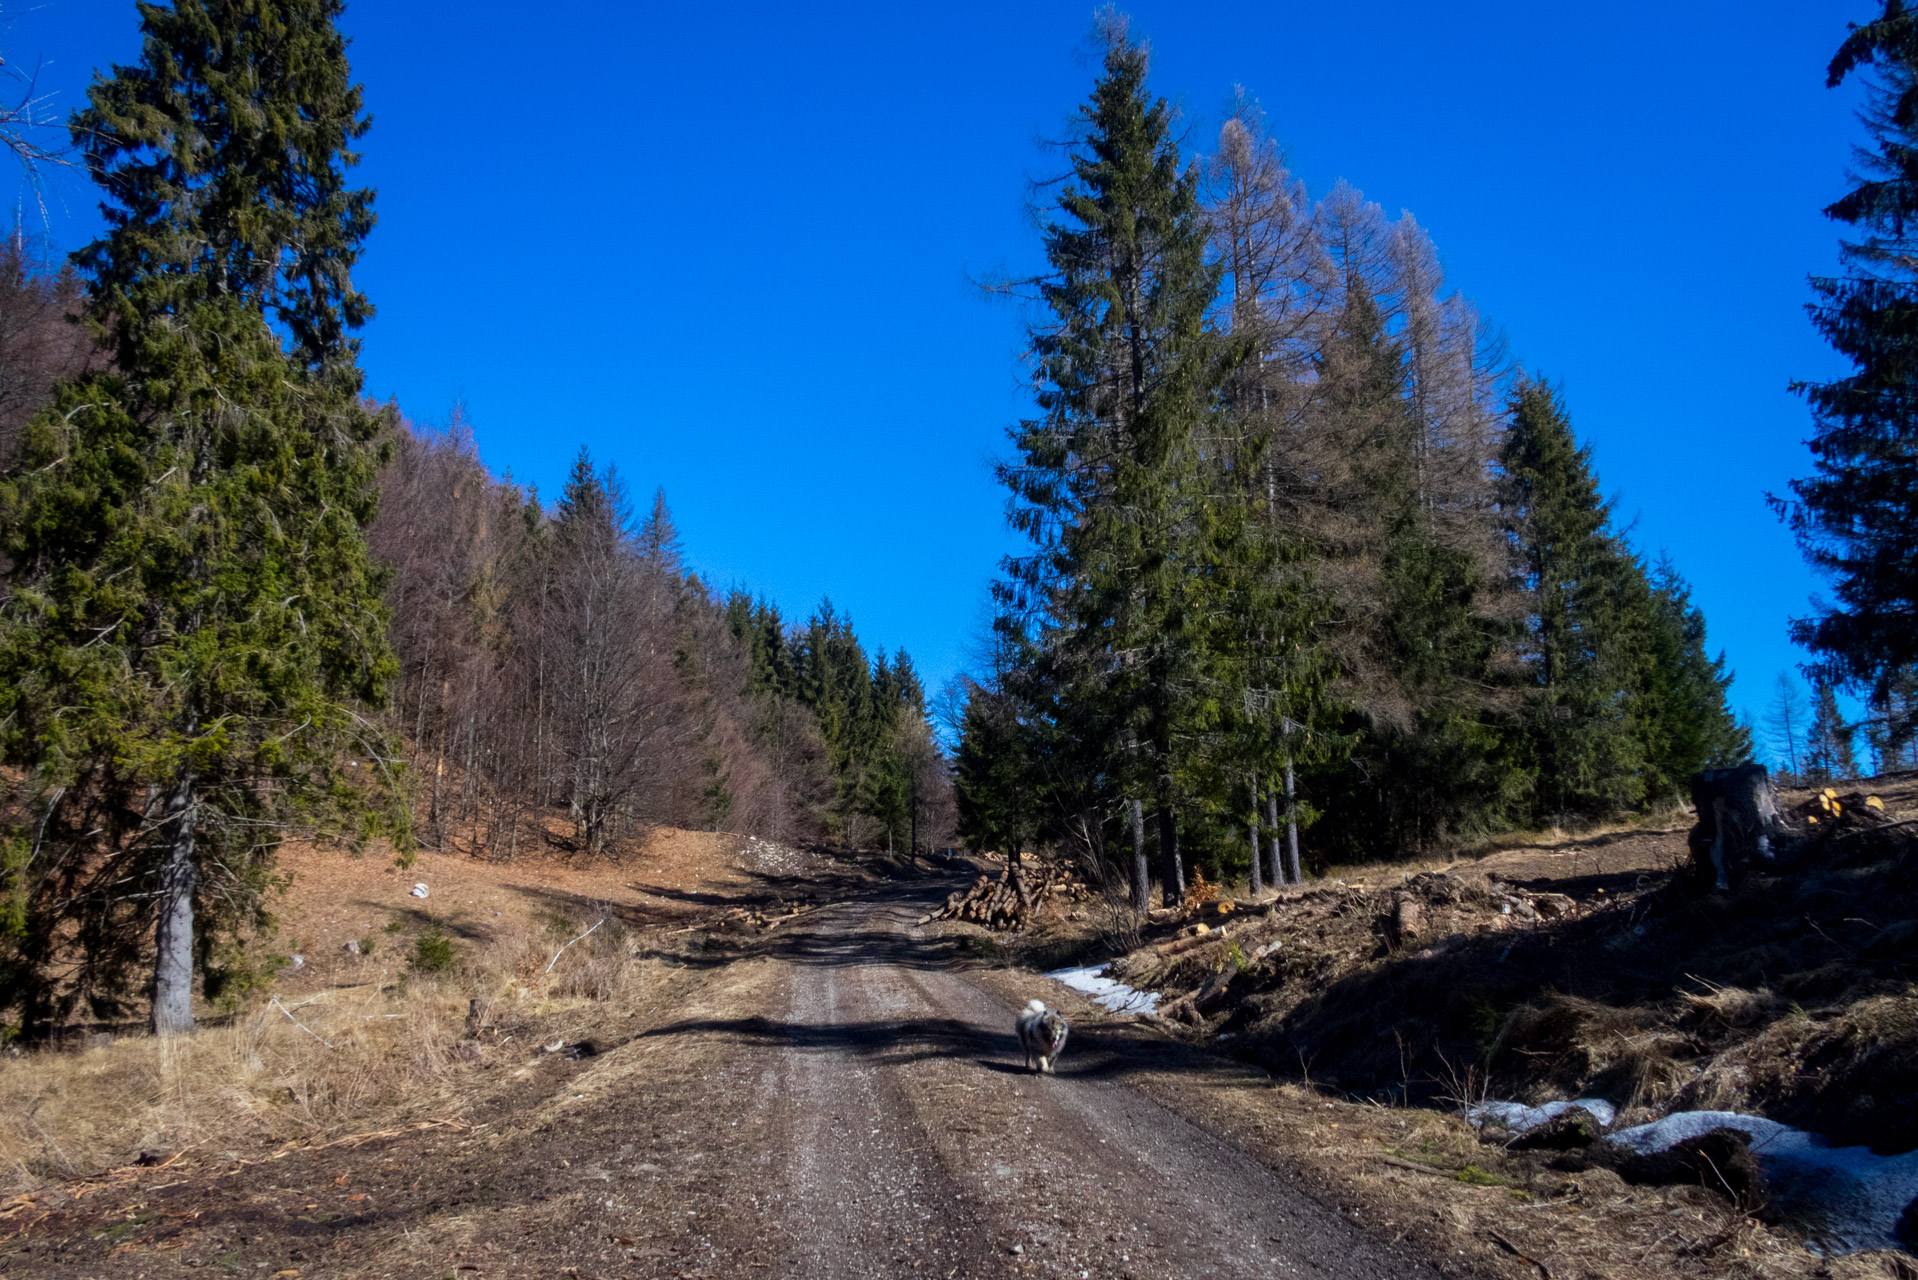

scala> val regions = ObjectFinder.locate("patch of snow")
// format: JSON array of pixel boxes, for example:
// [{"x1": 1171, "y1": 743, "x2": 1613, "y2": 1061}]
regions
[
  {"x1": 1610, "y1": 1111, "x2": 1918, "y2": 1255},
  {"x1": 1044, "y1": 964, "x2": 1160, "y2": 1015},
  {"x1": 1468, "y1": 1098, "x2": 1616, "y2": 1132}
]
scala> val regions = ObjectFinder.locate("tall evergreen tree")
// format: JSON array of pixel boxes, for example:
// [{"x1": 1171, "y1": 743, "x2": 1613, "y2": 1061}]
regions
[
  {"x1": 1637, "y1": 558, "x2": 1750, "y2": 795},
  {"x1": 953, "y1": 676, "x2": 1045, "y2": 861},
  {"x1": 0, "y1": 0, "x2": 397, "y2": 1037},
  {"x1": 1499, "y1": 381, "x2": 1649, "y2": 822},
  {"x1": 1780, "y1": 1, "x2": 1918, "y2": 748},
  {"x1": 995, "y1": 17, "x2": 1228, "y2": 905},
  {"x1": 1296, "y1": 276, "x2": 1512, "y2": 855}
]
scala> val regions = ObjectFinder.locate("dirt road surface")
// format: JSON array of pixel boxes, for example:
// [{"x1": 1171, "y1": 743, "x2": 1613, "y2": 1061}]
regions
[{"x1": 5, "y1": 876, "x2": 1444, "y2": 1279}]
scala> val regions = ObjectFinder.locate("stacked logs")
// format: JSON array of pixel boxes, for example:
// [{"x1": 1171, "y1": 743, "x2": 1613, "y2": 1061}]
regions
[
  {"x1": 1794, "y1": 787, "x2": 1894, "y2": 834},
  {"x1": 919, "y1": 861, "x2": 1057, "y2": 930}
]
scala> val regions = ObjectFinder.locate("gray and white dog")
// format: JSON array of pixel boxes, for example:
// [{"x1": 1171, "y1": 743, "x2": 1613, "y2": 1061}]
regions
[{"x1": 1016, "y1": 999, "x2": 1069, "y2": 1074}]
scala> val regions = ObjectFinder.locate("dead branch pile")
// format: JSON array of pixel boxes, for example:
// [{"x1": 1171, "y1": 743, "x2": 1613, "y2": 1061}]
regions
[
  {"x1": 1181, "y1": 866, "x2": 1221, "y2": 911},
  {"x1": 919, "y1": 862, "x2": 1057, "y2": 930},
  {"x1": 664, "y1": 901, "x2": 827, "y2": 935}
]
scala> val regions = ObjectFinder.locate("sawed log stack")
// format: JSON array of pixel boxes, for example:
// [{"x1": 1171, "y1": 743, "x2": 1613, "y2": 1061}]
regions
[{"x1": 919, "y1": 861, "x2": 1058, "y2": 930}]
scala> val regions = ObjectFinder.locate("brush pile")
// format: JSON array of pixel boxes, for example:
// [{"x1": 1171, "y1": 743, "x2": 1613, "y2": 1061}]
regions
[
  {"x1": 681, "y1": 898, "x2": 826, "y2": 934},
  {"x1": 1089, "y1": 778, "x2": 1918, "y2": 1168},
  {"x1": 1108, "y1": 870, "x2": 1577, "y2": 1030}
]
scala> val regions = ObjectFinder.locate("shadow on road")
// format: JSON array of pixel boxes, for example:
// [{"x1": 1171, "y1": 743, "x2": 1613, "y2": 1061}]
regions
[{"x1": 632, "y1": 1009, "x2": 1198, "y2": 1083}]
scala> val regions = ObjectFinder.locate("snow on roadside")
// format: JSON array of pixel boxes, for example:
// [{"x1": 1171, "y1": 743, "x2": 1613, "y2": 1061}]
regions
[
  {"x1": 1045, "y1": 964, "x2": 1161, "y2": 1015},
  {"x1": 1607, "y1": 1110, "x2": 1918, "y2": 1254},
  {"x1": 1472, "y1": 1100, "x2": 1918, "y2": 1254},
  {"x1": 1468, "y1": 1098, "x2": 1616, "y2": 1132}
]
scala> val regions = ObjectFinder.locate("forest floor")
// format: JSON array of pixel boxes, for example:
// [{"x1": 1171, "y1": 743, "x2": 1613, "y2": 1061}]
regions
[{"x1": 2, "y1": 790, "x2": 1916, "y2": 1280}]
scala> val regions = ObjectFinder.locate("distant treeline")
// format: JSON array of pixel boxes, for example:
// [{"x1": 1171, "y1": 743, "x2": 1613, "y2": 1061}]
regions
[
  {"x1": 0, "y1": 235, "x2": 949, "y2": 862},
  {"x1": 954, "y1": 25, "x2": 1749, "y2": 901},
  {"x1": 0, "y1": 0, "x2": 947, "y2": 1037},
  {"x1": 373, "y1": 420, "x2": 950, "y2": 857}
]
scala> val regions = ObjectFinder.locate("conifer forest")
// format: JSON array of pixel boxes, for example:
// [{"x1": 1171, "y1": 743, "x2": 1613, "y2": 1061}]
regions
[
  {"x1": 0, "y1": 0, "x2": 1912, "y2": 1056},
  {"x1": 14, "y1": 5, "x2": 1918, "y2": 1279}
]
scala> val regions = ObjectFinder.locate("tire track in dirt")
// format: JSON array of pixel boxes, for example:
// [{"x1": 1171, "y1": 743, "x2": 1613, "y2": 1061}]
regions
[
  {"x1": 719, "y1": 890, "x2": 1442, "y2": 1280},
  {"x1": 750, "y1": 944, "x2": 1010, "y2": 1278}
]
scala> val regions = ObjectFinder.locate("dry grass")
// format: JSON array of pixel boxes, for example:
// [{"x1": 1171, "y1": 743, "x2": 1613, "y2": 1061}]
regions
[
  {"x1": 0, "y1": 916, "x2": 675, "y2": 1192},
  {"x1": 0, "y1": 824, "x2": 774, "y2": 1195}
]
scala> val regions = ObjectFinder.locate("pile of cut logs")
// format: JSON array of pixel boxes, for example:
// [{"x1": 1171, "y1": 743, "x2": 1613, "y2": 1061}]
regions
[
  {"x1": 919, "y1": 861, "x2": 1057, "y2": 930},
  {"x1": 1794, "y1": 787, "x2": 1894, "y2": 834}
]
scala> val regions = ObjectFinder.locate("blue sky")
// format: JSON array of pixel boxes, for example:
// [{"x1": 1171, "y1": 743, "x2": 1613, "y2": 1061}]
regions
[{"x1": 2, "y1": 0, "x2": 1870, "y2": 750}]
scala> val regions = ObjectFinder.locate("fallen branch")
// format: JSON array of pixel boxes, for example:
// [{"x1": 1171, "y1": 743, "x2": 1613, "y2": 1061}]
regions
[
  {"x1": 1370, "y1": 1154, "x2": 1453, "y2": 1177},
  {"x1": 1488, "y1": 1229, "x2": 1553, "y2": 1279},
  {"x1": 290, "y1": 1117, "x2": 475, "y2": 1153},
  {"x1": 544, "y1": 917, "x2": 605, "y2": 973},
  {"x1": 1154, "y1": 925, "x2": 1233, "y2": 957},
  {"x1": 270, "y1": 996, "x2": 334, "y2": 1050}
]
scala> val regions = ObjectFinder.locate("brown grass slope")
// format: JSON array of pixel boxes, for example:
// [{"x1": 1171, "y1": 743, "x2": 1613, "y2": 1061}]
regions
[{"x1": 1105, "y1": 777, "x2": 1918, "y2": 1156}]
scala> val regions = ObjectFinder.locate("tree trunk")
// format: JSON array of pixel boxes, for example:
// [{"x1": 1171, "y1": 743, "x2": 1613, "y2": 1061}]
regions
[
  {"x1": 1128, "y1": 797, "x2": 1149, "y2": 914},
  {"x1": 152, "y1": 776, "x2": 198, "y2": 1038},
  {"x1": 430, "y1": 753, "x2": 444, "y2": 850},
  {"x1": 1156, "y1": 806, "x2": 1183, "y2": 907},
  {"x1": 1283, "y1": 755, "x2": 1302, "y2": 884},
  {"x1": 1248, "y1": 774, "x2": 1263, "y2": 896},
  {"x1": 1266, "y1": 791, "x2": 1284, "y2": 886}
]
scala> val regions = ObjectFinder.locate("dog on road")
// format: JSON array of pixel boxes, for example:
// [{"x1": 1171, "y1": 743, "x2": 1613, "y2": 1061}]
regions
[{"x1": 1016, "y1": 999, "x2": 1069, "y2": 1074}]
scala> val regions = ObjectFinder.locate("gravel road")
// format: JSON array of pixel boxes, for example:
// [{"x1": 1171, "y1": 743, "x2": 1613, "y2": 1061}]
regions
[
  {"x1": 3, "y1": 876, "x2": 1446, "y2": 1279},
  {"x1": 659, "y1": 887, "x2": 1443, "y2": 1279}
]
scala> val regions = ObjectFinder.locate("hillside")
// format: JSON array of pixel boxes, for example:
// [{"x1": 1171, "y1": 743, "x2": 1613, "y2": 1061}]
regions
[
  {"x1": 3, "y1": 782, "x2": 1916, "y2": 1279},
  {"x1": 988, "y1": 773, "x2": 1918, "y2": 1272}
]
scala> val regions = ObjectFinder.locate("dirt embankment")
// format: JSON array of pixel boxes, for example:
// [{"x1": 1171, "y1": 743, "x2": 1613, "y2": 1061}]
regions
[
  {"x1": 1104, "y1": 777, "x2": 1918, "y2": 1144},
  {"x1": 974, "y1": 775, "x2": 1918, "y2": 1278}
]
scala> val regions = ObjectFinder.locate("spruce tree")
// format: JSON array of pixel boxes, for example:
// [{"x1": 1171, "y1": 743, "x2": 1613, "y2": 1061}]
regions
[
  {"x1": 0, "y1": 0, "x2": 396, "y2": 1037},
  {"x1": 1781, "y1": 1, "x2": 1918, "y2": 744},
  {"x1": 1637, "y1": 558, "x2": 1750, "y2": 795},
  {"x1": 953, "y1": 679, "x2": 1044, "y2": 861},
  {"x1": 996, "y1": 17, "x2": 1226, "y2": 904},
  {"x1": 1499, "y1": 381, "x2": 1649, "y2": 821},
  {"x1": 1299, "y1": 278, "x2": 1511, "y2": 855}
]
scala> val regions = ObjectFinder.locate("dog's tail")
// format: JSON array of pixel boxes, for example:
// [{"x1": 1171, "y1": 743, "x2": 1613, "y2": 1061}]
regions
[{"x1": 1026, "y1": 999, "x2": 1047, "y2": 1014}]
